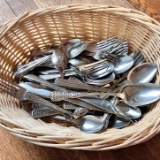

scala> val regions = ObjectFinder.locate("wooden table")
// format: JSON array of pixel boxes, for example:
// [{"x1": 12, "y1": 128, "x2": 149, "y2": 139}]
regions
[{"x1": 0, "y1": 1, "x2": 160, "y2": 160}]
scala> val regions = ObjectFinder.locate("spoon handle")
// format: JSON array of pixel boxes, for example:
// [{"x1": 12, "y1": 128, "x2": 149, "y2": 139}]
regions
[{"x1": 51, "y1": 91, "x2": 123, "y2": 101}]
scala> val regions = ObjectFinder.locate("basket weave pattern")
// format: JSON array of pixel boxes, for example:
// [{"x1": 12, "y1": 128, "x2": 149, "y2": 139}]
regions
[{"x1": 0, "y1": 5, "x2": 160, "y2": 150}]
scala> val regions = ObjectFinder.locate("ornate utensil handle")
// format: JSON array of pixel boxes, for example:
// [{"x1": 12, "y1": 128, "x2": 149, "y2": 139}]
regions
[
  {"x1": 51, "y1": 91, "x2": 121, "y2": 101},
  {"x1": 32, "y1": 108, "x2": 58, "y2": 119},
  {"x1": 25, "y1": 92, "x2": 73, "y2": 116}
]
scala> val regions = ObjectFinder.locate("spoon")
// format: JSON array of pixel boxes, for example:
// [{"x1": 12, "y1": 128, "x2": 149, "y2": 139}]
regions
[
  {"x1": 111, "y1": 51, "x2": 146, "y2": 88},
  {"x1": 115, "y1": 101, "x2": 142, "y2": 119},
  {"x1": 108, "y1": 115, "x2": 130, "y2": 129},
  {"x1": 52, "y1": 114, "x2": 108, "y2": 133},
  {"x1": 66, "y1": 41, "x2": 88, "y2": 58},
  {"x1": 51, "y1": 49, "x2": 68, "y2": 78},
  {"x1": 127, "y1": 62, "x2": 157, "y2": 84},
  {"x1": 51, "y1": 83, "x2": 160, "y2": 107},
  {"x1": 68, "y1": 58, "x2": 87, "y2": 66},
  {"x1": 112, "y1": 62, "x2": 158, "y2": 92},
  {"x1": 114, "y1": 55, "x2": 134, "y2": 74},
  {"x1": 61, "y1": 39, "x2": 81, "y2": 55}
]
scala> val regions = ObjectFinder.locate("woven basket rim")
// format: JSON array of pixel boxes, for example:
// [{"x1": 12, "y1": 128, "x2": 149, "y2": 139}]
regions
[
  {"x1": 1, "y1": 4, "x2": 160, "y2": 37},
  {"x1": 0, "y1": 4, "x2": 160, "y2": 150}
]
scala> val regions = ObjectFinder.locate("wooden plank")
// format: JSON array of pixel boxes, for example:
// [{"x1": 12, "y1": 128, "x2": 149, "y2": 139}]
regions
[
  {"x1": 0, "y1": 127, "x2": 160, "y2": 160},
  {"x1": 127, "y1": 0, "x2": 160, "y2": 21},
  {"x1": 0, "y1": 0, "x2": 16, "y2": 25},
  {"x1": 33, "y1": 0, "x2": 135, "y2": 9},
  {"x1": 5, "y1": 0, "x2": 37, "y2": 16}
]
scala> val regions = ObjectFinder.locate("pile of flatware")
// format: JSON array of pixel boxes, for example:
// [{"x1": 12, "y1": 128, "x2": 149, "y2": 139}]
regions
[{"x1": 12, "y1": 36, "x2": 160, "y2": 133}]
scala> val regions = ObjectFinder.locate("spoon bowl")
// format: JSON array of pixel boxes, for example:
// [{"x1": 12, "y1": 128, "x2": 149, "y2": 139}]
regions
[
  {"x1": 116, "y1": 101, "x2": 142, "y2": 119},
  {"x1": 122, "y1": 83, "x2": 160, "y2": 106},
  {"x1": 109, "y1": 116, "x2": 130, "y2": 129},
  {"x1": 52, "y1": 114, "x2": 108, "y2": 133},
  {"x1": 114, "y1": 56, "x2": 134, "y2": 74},
  {"x1": 128, "y1": 62, "x2": 157, "y2": 84}
]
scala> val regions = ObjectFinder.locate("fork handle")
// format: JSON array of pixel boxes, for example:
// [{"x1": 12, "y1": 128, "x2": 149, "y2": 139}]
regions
[{"x1": 25, "y1": 92, "x2": 74, "y2": 117}]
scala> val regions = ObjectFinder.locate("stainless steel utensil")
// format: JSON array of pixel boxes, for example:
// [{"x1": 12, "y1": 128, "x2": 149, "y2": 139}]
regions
[
  {"x1": 52, "y1": 114, "x2": 108, "y2": 133},
  {"x1": 54, "y1": 78, "x2": 107, "y2": 92},
  {"x1": 14, "y1": 55, "x2": 51, "y2": 78},
  {"x1": 51, "y1": 83, "x2": 160, "y2": 107},
  {"x1": 0, "y1": 77, "x2": 74, "y2": 117},
  {"x1": 51, "y1": 49, "x2": 68, "y2": 78}
]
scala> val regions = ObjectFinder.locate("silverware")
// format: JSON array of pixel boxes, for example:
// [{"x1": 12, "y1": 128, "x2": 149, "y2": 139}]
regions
[
  {"x1": 127, "y1": 62, "x2": 157, "y2": 84},
  {"x1": 66, "y1": 41, "x2": 88, "y2": 58},
  {"x1": 54, "y1": 78, "x2": 107, "y2": 92},
  {"x1": 75, "y1": 60, "x2": 114, "y2": 77},
  {"x1": 51, "y1": 49, "x2": 68, "y2": 78},
  {"x1": 14, "y1": 55, "x2": 51, "y2": 78},
  {"x1": 112, "y1": 62, "x2": 158, "y2": 91},
  {"x1": 20, "y1": 79, "x2": 103, "y2": 112},
  {"x1": 32, "y1": 108, "x2": 58, "y2": 119},
  {"x1": 108, "y1": 116, "x2": 130, "y2": 129},
  {"x1": 81, "y1": 98, "x2": 130, "y2": 120},
  {"x1": 30, "y1": 48, "x2": 55, "y2": 57},
  {"x1": 115, "y1": 101, "x2": 142, "y2": 120},
  {"x1": 23, "y1": 74, "x2": 66, "y2": 92},
  {"x1": 52, "y1": 113, "x2": 109, "y2": 133},
  {"x1": 86, "y1": 37, "x2": 128, "y2": 56},
  {"x1": 51, "y1": 83, "x2": 160, "y2": 107},
  {"x1": 113, "y1": 55, "x2": 134, "y2": 74},
  {"x1": 111, "y1": 51, "x2": 146, "y2": 88},
  {"x1": 0, "y1": 77, "x2": 74, "y2": 117},
  {"x1": 38, "y1": 70, "x2": 77, "y2": 80},
  {"x1": 83, "y1": 73, "x2": 115, "y2": 86}
]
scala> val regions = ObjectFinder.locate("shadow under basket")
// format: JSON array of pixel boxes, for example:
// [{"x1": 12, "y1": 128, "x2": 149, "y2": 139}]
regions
[{"x1": 0, "y1": 4, "x2": 160, "y2": 150}]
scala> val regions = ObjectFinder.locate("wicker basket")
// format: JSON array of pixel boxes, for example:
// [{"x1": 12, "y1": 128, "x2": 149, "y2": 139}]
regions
[{"x1": 0, "y1": 4, "x2": 160, "y2": 150}]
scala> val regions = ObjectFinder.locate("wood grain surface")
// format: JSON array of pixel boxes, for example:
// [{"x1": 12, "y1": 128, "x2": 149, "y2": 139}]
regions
[
  {"x1": 127, "y1": 0, "x2": 160, "y2": 21},
  {"x1": 0, "y1": 0, "x2": 160, "y2": 160},
  {"x1": 33, "y1": 0, "x2": 135, "y2": 9}
]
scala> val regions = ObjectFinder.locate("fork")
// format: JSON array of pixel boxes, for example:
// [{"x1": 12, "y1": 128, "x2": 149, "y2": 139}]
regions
[
  {"x1": 85, "y1": 37, "x2": 128, "y2": 60},
  {"x1": 0, "y1": 77, "x2": 74, "y2": 117}
]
